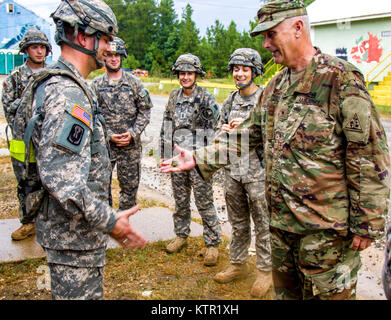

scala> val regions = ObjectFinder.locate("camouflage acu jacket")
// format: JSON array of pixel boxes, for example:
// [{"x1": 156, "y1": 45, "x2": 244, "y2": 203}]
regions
[
  {"x1": 2, "y1": 63, "x2": 38, "y2": 129},
  {"x1": 196, "y1": 48, "x2": 390, "y2": 239},
  {"x1": 32, "y1": 57, "x2": 117, "y2": 254},
  {"x1": 91, "y1": 70, "x2": 153, "y2": 147},
  {"x1": 218, "y1": 87, "x2": 265, "y2": 183},
  {"x1": 160, "y1": 85, "x2": 220, "y2": 158}
]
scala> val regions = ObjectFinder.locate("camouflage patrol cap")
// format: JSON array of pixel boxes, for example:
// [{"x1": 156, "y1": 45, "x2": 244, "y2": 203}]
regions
[
  {"x1": 228, "y1": 48, "x2": 264, "y2": 76},
  {"x1": 250, "y1": 0, "x2": 307, "y2": 37},
  {"x1": 51, "y1": 0, "x2": 118, "y2": 40},
  {"x1": 172, "y1": 53, "x2": 206, "y2": 77},
  {"x1": 19, "y1": 26, "x2": 52, "y2": 55},
  {"x1": 109, "y1": 37, "x2": 128, "y2": 57}
]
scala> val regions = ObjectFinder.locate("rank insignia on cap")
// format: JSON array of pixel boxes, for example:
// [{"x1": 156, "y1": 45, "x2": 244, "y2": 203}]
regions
[
  {"x1": 71, "y1": 105, "x2": 92, "y2": 127},
  {"x1": 345, "y1": 113, "x2": 363, "y2": 132}
]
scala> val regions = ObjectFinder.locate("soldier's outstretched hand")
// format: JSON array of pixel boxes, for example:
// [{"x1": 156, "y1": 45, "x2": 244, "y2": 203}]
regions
[
  {"x1": 110, "y1": 205, "x2": 147, "y2": 249},
  {"x1": 159, "y1": 144, "x2": 196, "y2": 173}
]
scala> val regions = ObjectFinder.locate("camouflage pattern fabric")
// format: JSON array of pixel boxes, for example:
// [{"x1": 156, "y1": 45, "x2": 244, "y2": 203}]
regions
[
  {"x1": 160, "y1": 86, "x2": 220, "y2": 157},
  {"x1": 161, "y1": 85, "x2": 221, "y2": 246},
  {"x1": 172, "y1": 53, "x2": 206, "y2": 76},
  {"x1": 219, "y1": 87, "x2": 271, "y2": 271},
  {"x1": 48, "y1": 263, "x2": 104, "y2": 300},
  {"x1": 271, "y1": 227, "x2": 361, "y2": 300},
  {"x1": 250, "y1": 0, "x2": 307, "y2": 37},
  {"x1": 171, "y1": 169, "x2": 221, "y2": 246},
  {"x1": 91, "y1": 71, "x2": 152, "y2": 210},
  {"x1": 195, "y1": 48, "x2": 390, "y2": 299},
  {"x1": 32, "y1": 56, "x2": 118, "y2": 260},
  {"x1": 18, "y1": 26, "x2": 52, "y2": 54},
  {"x1": 2, "y1": 63, "x2": 43, "y2": 224},
  {"x1": 2, "y1": 63, "x2": 35, "y2": 127},
  {"x1": 383, "y1": 223, "x2": 391, "y2": 300}
]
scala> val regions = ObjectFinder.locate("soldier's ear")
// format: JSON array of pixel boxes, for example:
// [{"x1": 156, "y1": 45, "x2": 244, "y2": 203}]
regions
[{"x1": 77, "y1": 31, "x2": 88, "y2": 48}]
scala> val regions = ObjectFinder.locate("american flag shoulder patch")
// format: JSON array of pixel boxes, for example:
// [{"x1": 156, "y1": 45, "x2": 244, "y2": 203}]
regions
[{"x1": 71, "y1": 105, "x2": 92, "y2": 127}]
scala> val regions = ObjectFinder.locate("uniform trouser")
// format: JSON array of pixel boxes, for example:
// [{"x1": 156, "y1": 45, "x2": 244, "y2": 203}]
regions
[
  {"x1": 48, "y1": 263, "x2": 104, "y2": 300},
  {"x1": 110, "y1": 144, "x2": 141, "y2": 210},
  {"x1": 10, "y1": 157, "x2": 36, "y2": 224},
  {"x1": 224, "y1": 175, "x2": 271, "y2": 271},
  {"x1": 271, "y1": 227, "x2": 362, "y2": 300},
  {"x1": 170, "y1": 168, "x2": 221, "y2": 247}
]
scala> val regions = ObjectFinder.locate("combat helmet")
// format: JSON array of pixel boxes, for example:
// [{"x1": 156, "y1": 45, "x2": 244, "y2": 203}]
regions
[
  {"x1": 172, "y1": 54, "x2": 206, "y2": 77},
  {"x1": 108, "y1": 37, "x2": 128, "y2": 58},
  {"x1": 228, "y1": 48, "x2": 264, "y2": 77},
  {"x1": 228, "y1": 48, "x2": 264, "y2": 90},
  {"x1": 51, "y1": 0, "x2": 118, "y2": 68},
  {"x1": 19, "y1": 26, "x2": 52, "y2": 56}
]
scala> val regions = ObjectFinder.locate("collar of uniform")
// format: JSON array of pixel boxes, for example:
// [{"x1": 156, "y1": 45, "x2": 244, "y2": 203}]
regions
[
  {"x1": 284, "y1": 47, "x2": 321, "y2": 96},
  {"x1": 103, "y1": 70, "x2": 125, "y2": 86},
  {"x1": 57, "y1": 56, "x2": 84, "y2": 80},
  {"x1": 178, "y1": 85, "x2": 199, "y2": 104}
]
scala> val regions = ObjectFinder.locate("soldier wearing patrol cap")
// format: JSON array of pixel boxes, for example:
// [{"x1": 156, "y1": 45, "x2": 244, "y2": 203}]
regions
[
  {"x1": 159, "y1": 53, "x2": 222, "y2": 266},
  {"x1": 160, "y1": 0, "x2": 390, "y2": 300},
  {"x1": 2, "y1": 26, "x2": 51, "y2": 241},
  {"x1": 213, "y1": 48, "x2": 272, "y2": 298},
  {"x1": 91, "y1": 37, "x2": 153, "y2": 211},
  {"x1": 29, "y1": 0, "x2": 146, "y2": 300}
]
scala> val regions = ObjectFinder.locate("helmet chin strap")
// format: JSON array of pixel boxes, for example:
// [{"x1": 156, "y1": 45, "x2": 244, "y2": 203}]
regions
[
  {"x1": 180, "y1": 74, "x2": 197, "y2": 90},
  {"x1": 235, "y1": 67, "x2": 256, "y2": 91},
  {"x1": 105, "y1": 56, "x2": 122, "y2": 72},
  {"x1": 55, "y1": 21, "x2": 104, "y2": 69}
]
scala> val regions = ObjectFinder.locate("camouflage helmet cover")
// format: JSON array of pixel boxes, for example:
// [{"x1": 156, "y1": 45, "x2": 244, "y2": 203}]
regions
[
  {"x1": 19, "y1": 26, "x2": 52, "y2": 55},
  {"x1": 51, "y1": 0, "x2": 118, "y2": 40},
  {"x1": 228, "y1": 48, "x2": 264, "y2": 76},
  {"x1": 108, "y1": 37, "x2": 127, "y2": 57},
  {"x1": 250, "y1": 0, "x2": 307, "y2": 37},
  {"x1": 172, "y1": 53, "x2": 206, "y2": 77}
]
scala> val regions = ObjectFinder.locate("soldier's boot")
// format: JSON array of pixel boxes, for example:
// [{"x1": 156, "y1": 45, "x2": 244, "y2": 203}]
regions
[
  {"x1": 204, "y1": 246, "x2": 219, "y2": 266},
  {"x1": 11, "y1": 223, "x2": 35, "y2": 241},
  {"x1": 250, "y1": 270, "x2": 273, "y2": 298},
  {"x1": 166, "y1": 237, "x2": 187, "y2": 253},
  {"x1": 213, "y1": 263, "x2": 249, "y2": 283}
]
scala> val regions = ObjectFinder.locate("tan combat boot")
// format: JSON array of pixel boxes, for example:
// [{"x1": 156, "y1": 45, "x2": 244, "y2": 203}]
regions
[
  {"x1": 166, "y1": 237, "x2": 187, "y2": 253},
  {"x1": 204, "y1": 246, "x2": 219, "y2": 266},
  {"x1": 213, "y1": 263, "x2": 249, "y2": 283},
  {"x1": 11, "y1": 223, "x2": 36, "y2": 241},
  {"x1": 250, "y1": 270, "x2": 273, "y2": 298}
]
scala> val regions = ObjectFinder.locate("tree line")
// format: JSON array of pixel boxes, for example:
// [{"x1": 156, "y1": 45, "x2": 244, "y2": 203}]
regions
[{"x1": 105, "y1": 0, "x2": 316, "y2": 78}]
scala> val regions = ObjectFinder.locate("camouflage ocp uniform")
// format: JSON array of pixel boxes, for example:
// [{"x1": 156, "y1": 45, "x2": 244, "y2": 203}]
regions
[
  {"x1": 91, "y1": 71, "x2": 153, "y2": 210},
  {"x1": 219, "y1": 87, "x2": 271, "y2": 272},
  {"x1": 2, "y1": 62, "x2": 45, "y2": 224},
  {"x1": 160, "y1": 85, "x2": 221, "y2": 247},
  {"x1": 195, "y1": 48, "x2": 390, "y2": 299}
]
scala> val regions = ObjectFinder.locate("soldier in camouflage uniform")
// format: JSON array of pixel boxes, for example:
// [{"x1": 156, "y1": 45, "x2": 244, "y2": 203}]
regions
[
  {"x1": 2, "y1": 26, "x2": 51, "y2": 241},
  {"x1": 213, "y1": 48, "x2": 273, "y2": 298},
  {"x1": 161, "y1": 0, "x2": 390, "y2": 300},
  {"x1": 159, "y1": 54, "x2": 222, "y2": 266},
  {"x1": 30, "y1": 0, "x2": 146, "y2": 300},
  {"x1": 91, "y1": 37, "x2": 153, "y2": 210}
]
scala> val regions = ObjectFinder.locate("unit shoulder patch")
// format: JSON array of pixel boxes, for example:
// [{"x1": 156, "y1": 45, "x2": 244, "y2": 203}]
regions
[{"x1": 344, "y1": 113, "x2": 363, "y2": 132}]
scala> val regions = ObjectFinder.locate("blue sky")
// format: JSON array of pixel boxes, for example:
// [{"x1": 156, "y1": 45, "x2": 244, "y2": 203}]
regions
[{"x1": 15, "y1": 0, "x2": 263, "y2": 36}]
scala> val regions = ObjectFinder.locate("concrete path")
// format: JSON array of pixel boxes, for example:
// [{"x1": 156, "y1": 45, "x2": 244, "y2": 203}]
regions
[{"x1": 0, "y1": 207, "x2": 204, "y2": 264}]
